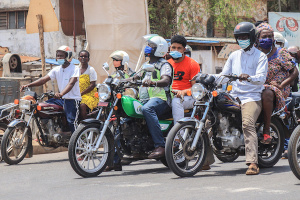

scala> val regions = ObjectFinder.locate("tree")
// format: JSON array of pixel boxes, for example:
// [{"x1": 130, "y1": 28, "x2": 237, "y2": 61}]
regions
[{"x1": 148, "y1": 0, "x2": 258, "y2": 38}]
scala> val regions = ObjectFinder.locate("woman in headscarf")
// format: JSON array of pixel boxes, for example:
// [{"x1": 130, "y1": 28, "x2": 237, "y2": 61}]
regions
[{"x1": 256, "y1": 23, "x2": 298, "y2": 144}]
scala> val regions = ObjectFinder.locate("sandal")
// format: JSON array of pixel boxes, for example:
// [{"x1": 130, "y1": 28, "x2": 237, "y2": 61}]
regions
[
  {"x1": 261, "y1": 134, "x2": 272, "y2": 144},
  {"x1": 246, "y1": 165, "x2": 259, "y2": 175}
]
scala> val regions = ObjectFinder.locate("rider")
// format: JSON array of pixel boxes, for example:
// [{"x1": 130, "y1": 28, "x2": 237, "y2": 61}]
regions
[
  {"x1": 105, "y1": 50, "x2": 134, "y2": 172},
  {"x1": 135, "y1": 34, "x2": 173, "y2": 159},
  {"x1": 221, "y1": 22, "x2": 268, "y2": 175},
  {"x1": 20, "y1": 45, "x2": 81, "y2": 133},
  {"x1": 78, "y1": 50, "x2": 99, "y2": 120}
]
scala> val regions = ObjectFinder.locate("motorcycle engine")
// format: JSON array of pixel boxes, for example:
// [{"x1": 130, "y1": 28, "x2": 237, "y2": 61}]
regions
[
  {"x1": 121, "y1": 118, "x2": 154, "y2": 154},
  {"x1": 216, "y1": 113, "x2": 244, "y2": 151},
  {"x1": 40, "y1": 118, "x2": 63, "y2": 145}
]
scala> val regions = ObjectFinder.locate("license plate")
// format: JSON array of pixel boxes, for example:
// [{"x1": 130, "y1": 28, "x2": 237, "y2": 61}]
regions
[{"x1": 98, "y1": 102, "x2": 109, "y2": 107}]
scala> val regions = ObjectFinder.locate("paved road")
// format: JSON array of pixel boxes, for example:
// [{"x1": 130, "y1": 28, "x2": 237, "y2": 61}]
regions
[{"x1": 0, "y1": 152, "x2": 299, "y2": 200}]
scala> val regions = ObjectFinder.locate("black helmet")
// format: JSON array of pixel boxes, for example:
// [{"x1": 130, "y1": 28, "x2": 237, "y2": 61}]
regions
[{"x1": 234, "y1": 22, "x2": 256, "y2": 45}]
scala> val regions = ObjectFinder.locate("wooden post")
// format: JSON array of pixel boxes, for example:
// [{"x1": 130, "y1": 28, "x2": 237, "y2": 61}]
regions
[{"x1": 36, "y1": 14, "x2": 47, "y2": 92}]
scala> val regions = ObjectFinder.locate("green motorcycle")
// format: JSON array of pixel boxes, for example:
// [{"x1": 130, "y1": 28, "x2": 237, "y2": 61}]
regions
[{"x1": 68, "y1": 64, "x2": 186, "y2": 177}]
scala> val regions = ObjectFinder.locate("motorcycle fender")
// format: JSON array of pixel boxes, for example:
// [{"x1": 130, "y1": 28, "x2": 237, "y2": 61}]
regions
[
  {"x1": 80, "y1": 119, "x2": 102, "y2": 126},
  {"x1": 7, "y1": 119, "x2": 27, "y2": 128},
  {"x1": 177, "y1": 117, "x2": 201, "y2": 128}
]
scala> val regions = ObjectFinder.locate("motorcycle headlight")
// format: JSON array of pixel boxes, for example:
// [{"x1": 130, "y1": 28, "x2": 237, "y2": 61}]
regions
[
  {"x1": 98, "y1": 84, "x2": 111, "y2": 102},
  {"x1": 123, "y1": 88, "x2": 138, "y2": 99},
  {"x1": 19, "y1": 99, "x2": 31, "y2": 111},
  {"x1": 191, "y1": 83, "x2": 206, "y2": 100}
]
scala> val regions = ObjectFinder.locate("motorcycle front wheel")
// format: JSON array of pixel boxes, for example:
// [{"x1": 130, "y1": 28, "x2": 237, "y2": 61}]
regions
[
  {"x1": 165, "y1": 122, "x2": 208, "y2": 177},
  {"x1": 288, "y1": 125, "x2": 300, "y2": 180},
  {"x1": 68, "y1": 124, "x2": 114, "y2": 178},
  {"x1": 1, "y1": 124, "x2": 29, "y2": 165}
]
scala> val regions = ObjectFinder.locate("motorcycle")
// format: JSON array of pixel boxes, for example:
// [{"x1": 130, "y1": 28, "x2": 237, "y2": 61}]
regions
[
  {"x1": 165, "y1": 73, "x2": 285, "y2": 177},
  {"x1": 0, "y1": 103, "x2": 20, "y2": 160},
  {"x1": 286, "y1": 93, "x2": 300, "y2": 179},
  {"x1": 1, "y1": 89, "x2": 73, "y2": 165},
  {"x1": 68, "y1": 64, "x2": 185, "y2": 177}
]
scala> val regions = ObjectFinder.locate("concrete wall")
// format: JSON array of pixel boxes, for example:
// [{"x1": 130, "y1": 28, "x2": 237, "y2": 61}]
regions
[
  {"x1": 0, "y1": 0, "x2": 84, "y2": 58},
  {"x1": 192, "y1": 50, "x2": 227, "y2": 74}
]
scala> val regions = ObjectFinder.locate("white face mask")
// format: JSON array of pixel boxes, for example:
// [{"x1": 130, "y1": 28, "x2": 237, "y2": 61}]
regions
[{"x1": 275, "y1": 44, "x2": 281, "y2": 48}]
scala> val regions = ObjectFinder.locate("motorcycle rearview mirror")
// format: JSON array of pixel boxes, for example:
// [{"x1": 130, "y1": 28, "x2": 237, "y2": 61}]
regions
[
  {"x1": 141, "y1": 63, "x2": 155, "y2": 72},
  {"x1": 102, "y1": 62, "x2": 109, "y2": 75}
]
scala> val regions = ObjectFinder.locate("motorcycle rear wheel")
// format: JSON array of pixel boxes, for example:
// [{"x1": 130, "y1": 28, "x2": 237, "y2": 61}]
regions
[
  {"x1": 68, "y1": 124, "x2": 114, "y2": 178},
  {"x1": 165, "y1": 122, "x2": 208, "y2": 177},
  {"x1": 257, "y1": 117, "x2": 284, "y2": 168},
  {"x1": 288, "y1": 125, "x2": 300, "y2": 180},
  {"x1": 1, "y1": 124, "x2": 29, "y2": 165}
]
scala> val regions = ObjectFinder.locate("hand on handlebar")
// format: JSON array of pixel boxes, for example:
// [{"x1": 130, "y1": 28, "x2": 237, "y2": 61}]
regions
[
  {"x1": 142, "y1": 80, "x2": 156, "y2": 87},
  {"x1": 54, "y1": 93, "x2": 63, "y2": 99},
  {"x1": 20, "y1": 85, "x2": 28, "y2": 92},
  {"x1": 239, "y1": 74, "x2": 250, "y2": 82}
]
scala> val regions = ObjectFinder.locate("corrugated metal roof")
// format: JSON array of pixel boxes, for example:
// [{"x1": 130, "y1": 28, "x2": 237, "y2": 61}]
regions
[{"x1": 0, "y1": 54, "x2": 40, "y2": 63}]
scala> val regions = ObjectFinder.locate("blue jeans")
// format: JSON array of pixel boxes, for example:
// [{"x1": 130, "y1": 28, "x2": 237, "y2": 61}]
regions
[
  {"x1": 46, "y1": 98, "x2": 80, "y2": 133},
  {"x1": 141, "y1": 98, "x2": 171, "y2": 148}
]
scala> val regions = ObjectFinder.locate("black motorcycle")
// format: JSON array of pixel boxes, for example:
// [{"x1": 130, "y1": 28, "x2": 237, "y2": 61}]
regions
[{"x1": 165, "y1": 73, "x2": 285, "y2": 177}]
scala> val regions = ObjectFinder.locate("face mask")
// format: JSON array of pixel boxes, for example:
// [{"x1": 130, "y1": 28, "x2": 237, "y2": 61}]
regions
[
  {"x1": 57, "y1": 59, "x2": 66, "y2": 65},
  {"x1": 259, "y1": 38, "x2": 273, "y2": 49},
  {"x1": 237, "y1": 39, "x2": 251, "y2": 49},
  {"x1": 144, "y1": 46, "x2": 153, "y2": 56},
  {"x1": 169, "y1": 51, "x2": 183, "y2": 59}
]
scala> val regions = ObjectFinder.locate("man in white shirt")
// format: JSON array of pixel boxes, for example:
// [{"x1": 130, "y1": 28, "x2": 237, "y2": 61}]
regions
[
  {"x1": 20, "y1": 45, "x2": 81, "y2": 133},
  {"x1": 221, "y1": 22, "x2": 268, "y2": 175}
]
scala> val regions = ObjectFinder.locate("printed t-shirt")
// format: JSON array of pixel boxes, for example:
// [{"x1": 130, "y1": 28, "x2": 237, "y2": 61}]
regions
[{"x1": 168, "y1": 56, "x2": 200, "y2": 91}]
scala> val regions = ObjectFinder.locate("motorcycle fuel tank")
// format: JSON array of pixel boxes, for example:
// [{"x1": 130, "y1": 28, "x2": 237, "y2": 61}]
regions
[
  {"x1": 37, "y1": 102, "x2": 64, "y2": 118},
  {"x1": 121, "y1": 96, "x2": 144, "y2": 118},
  {"x1": 215, "y1": 92, "x2": 241, "y2": 114}
]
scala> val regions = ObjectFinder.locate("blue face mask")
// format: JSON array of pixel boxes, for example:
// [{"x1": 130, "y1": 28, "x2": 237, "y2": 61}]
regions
[
  {"x1": 237, "y1": 39, "x2": 251, "y2": 49},
  {"x1": 57, "y1": 59, "x2": 66, "y2": 65},
  {"x1": 169, "y1": 51, "x2": 183, "y2": 59},
  {"x1": 144, "y1": 46, "x2": 153, "y2": 56},
  {"x1": 259, "y1": 38, "x2": 273, "y2": 49}
]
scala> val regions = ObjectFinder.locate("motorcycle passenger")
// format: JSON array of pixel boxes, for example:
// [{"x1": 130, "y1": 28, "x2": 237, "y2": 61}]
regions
[
  {"x1": 221, "y1": 22, "x2": 268, "y2": 175},
  {"x1": 78, "y1": 50, "x2": 99, "y2": 120},
  {"x1": 168, "y1": 35, "x2": 214, "y2": 170},
  {"x1": 256, "y1": 23, "x2": 298, "y2": 145},
  {"x1": 168, "y1": 35, "x2": 200, "y2": 124},
  {"x1": 20, "y1": 45, "x2": 81, "y2": 133},
  {"x1": 105, "y1": 50, "x2": 133, "y2": 172},
  {"x1": 135, "y1": 34, "x2": 173, "y2": 159}
]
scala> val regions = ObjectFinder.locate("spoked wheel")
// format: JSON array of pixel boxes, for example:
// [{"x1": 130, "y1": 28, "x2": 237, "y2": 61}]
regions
[
  {"x1": 68, "y1": 124, "x2": 114, "y2": 178},
  {"x1": 165, "y1": 122, "x2": 208, "y2": 177},
  {"x1": 0, "y1": 123, "x2": 8, "y2": 161},
  {"x1": 288, "y1": 125, "x2": 300, "y2": 180},
  {"x1": 1, "y1": 124, "x2": 29, "y2": 165},
  {"x1": 257, "y1": 117, "x2": 284, "y2": 168}
]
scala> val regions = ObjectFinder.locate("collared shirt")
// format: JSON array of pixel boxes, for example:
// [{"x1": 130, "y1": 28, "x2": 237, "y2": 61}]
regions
[{"x1": 221, "y1": 47, "x2": 268, "y2": 105}]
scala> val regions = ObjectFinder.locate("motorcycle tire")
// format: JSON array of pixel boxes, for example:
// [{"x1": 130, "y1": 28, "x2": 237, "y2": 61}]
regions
[
  {"x1": 0, "y1": 122, "x2": 8, "y2": 161},
  {"x1": 1, "y1": 124, "x2": 29, "y2": 165},
  {"x1": 258, "y1": 117, "x2": 284, "y2": 168},
  {"x1": 288, "y1": 125, "x2": 300, "y2": 180},
  {"x1": 68, "y1": 124, "x2": 114, "y2": 178},
  {"x1": 165, "y1": 121, "x2": 208, "y2": 177}
]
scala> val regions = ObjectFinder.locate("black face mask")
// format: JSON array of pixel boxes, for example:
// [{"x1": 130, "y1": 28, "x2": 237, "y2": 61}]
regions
[{"x1": 115, "y1": 65, "x2": 124, "y2": 71}]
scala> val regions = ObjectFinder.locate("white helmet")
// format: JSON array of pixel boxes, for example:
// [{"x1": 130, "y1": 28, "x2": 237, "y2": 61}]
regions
[
  {"x1": 143, "y1": 34, "x2": 168, "y2": 57},
  {"x1": 284, "y1": 38, "x2": 289, "y2": 48},
  {"x1": 274, "y1": 32, "x2": 285, "y2": 47},
  {"x1": 110, "y1": 50, "x2": 129, "y2": 66},
  {"x1": 57, "y1": 45, "x2": 73, "y2": 62}
]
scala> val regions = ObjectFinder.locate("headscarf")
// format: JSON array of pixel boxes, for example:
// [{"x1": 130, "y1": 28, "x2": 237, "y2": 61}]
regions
[{"x1": 256, "y1": 22, "x2": 274, "y2": 34}]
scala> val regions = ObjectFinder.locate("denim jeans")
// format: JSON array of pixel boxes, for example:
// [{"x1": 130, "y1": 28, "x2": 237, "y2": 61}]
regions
[
  {"x1": 141, "y1": 97, "x2": 171, "y2": 148},
  {"x1": 46, "y1": 98, "x2": 80, "y2": 133}
]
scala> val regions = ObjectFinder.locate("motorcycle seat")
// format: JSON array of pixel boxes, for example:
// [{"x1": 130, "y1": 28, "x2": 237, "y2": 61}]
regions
[{"x1": 158, "y1": 109, "x2": 193, "y2": 120}]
